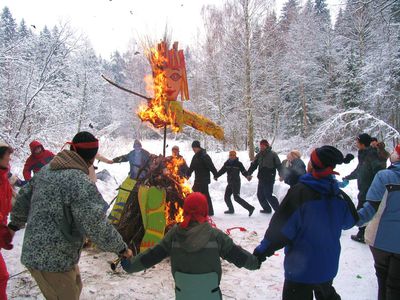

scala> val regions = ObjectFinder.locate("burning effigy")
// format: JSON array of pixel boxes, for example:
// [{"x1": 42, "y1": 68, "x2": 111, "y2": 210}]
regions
[{"x1": 104, "y1": 40, "x2": 224, "y2": 268}]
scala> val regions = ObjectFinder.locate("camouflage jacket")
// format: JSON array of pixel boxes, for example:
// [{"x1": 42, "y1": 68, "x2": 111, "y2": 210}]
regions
[{"x1": 9, "y1": 150, "x2": 127, "y2": 272}]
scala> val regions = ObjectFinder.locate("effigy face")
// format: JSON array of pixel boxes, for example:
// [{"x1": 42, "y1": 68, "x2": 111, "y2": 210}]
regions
[{"x1": 165, "y1": 67, "x2": 183, "y2": 101}]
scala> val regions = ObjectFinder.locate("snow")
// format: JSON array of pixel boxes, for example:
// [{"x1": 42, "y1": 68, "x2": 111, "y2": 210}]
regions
[{"x1": 4, "y1": 139, "x2": 378, "y2": 299}]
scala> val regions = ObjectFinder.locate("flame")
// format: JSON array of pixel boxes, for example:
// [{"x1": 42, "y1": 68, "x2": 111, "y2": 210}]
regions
[
  {"x1": 138, "y1": 46, "x2": 180, "y2": 132},
  {"x1": 164, "y1": 156, "x2": 192, "y2": 225}
]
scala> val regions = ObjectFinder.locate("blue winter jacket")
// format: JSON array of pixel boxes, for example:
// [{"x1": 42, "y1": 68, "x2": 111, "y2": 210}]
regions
[
  {"x1": 255, "y1": 173, "x2": 358, "y2": 284},
  {"x1": 358, "y1": 162, "x2": 400, "y2": 254},
  {"x1": 113, "y1": 148, "x2": 151, "y2": 179}
]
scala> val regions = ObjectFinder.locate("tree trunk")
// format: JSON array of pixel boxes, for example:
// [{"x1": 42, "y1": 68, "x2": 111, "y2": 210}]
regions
[
  {"x1": 244, "y1": 0, "x2": 255, "y2": 160},
  {"x1": 77, "y1": 71, "x2": 88, "y2": 132},
  {"x1": 300, "y1": 81, "x2": 308, "y2": 136}
]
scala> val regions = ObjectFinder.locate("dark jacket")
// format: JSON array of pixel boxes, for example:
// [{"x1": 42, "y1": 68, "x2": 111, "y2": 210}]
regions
[
  {"x1": 215, "y1": 158, "x2": 248, "y2": 187},
  {"x1": 23, "y1": 141, "x2": 54, "y2": 181},
  {"x1": 254, "y1": 173, "x2": 358, "y2": 284},
  {"x1": 121, "y1": 222, "x2": 259, "y2": 284},
  {"x1": 248, "y1": 147, "x2": 281, "y2": 182},
  {"x1": 283, "y1": 158, "x2": 306, "y2": 187},
  {"x1": 188, "y1": 149, "x2": 217, "y2": 184},
  {"x1": 344, "y1": 147, "x2": 384, "y2": 196}
]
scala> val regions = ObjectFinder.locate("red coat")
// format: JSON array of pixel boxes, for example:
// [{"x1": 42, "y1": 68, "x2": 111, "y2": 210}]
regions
[
  {"x1": 0, "y1": 167, "x2": 12, "y2": 225},
  {"x1": 23, "y1": 141, "x2": 54, "y2": 181}
]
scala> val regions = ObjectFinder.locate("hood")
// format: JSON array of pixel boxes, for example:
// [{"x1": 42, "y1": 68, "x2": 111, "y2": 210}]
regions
[
  {"x1": 388, "y1": 161, "x2": 400, "y2": 173},
  {"x1": 0, "y1": 165, "x2": 10, "y2": 182},
  {"x1": 226, "y1": 157, "x2": 238, "y2": 164},
  {"x1": 260, "y1": 146, "x2": 272, "y2": 155},
  {"x1": 195, "y1": 148, "x2": 207, "y2": 157},
  {"x1": 175, "y1": 222, "x2": 212, "y2": 253},
  {"x1": 299, "y1": 173, "x2": 340, "y2": 197},
  {"x1": 49, "y1": 150, "x2": 89, "y2": 175},
  {"x1": 29, "y1": 140, "x2": 44, "y2": 153}
]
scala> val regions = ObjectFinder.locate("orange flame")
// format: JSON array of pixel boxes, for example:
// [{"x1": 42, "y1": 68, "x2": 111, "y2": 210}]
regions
[
  {"x1": 164, "y1": 156, "x2": 192, "y2": 225},
  {"x1": 138, "y1": 46, "x2": 180, "y2": 132}
]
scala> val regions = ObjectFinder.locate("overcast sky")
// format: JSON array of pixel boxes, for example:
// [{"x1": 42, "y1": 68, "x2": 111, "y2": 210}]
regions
[{"x1": 2, "y1": 0, "x2": 345, "y2": 59}]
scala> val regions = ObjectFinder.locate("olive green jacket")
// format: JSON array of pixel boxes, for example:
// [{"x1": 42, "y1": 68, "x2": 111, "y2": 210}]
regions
[{"x1": 122, "y1": 222, "x2": 259, "y2": 283}]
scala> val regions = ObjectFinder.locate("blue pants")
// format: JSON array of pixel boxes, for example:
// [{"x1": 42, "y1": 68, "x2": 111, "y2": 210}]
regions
[{"x1": 257, "y1": 180, "x2": 279, "y2": 212}]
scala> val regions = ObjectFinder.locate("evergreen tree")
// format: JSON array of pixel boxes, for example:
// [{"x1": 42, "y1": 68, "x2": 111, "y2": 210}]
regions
[
  {"x1": 0, "y1": 6, "x2": 17, "y2": 47},
  {"x1": 341, "y1": 50, "x2": 363, "y2": 109}
]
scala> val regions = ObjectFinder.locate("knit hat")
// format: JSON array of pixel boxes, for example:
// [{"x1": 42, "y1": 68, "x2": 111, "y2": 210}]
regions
[
  {"x1": 192, "y1": 140, "x2": 201, "y2": 148},
  {"x1": 67, "y1": 131, "x2": 99, "y2": 161},
  {"x1": 133, "y1": 139, "x2": 142, "y2": 150},
  {"x1": 357, "y1": 133, "x2": 372, "y2": 147},
  {"x1": 180, "y1": 192, "x2": 209, "y2": 228},
  {"x1": 260, "y1": 140, "x2": 269, "y2": 147},
  {"x1": 310, "y1": 145, "x2": 354, "y2": 179},
  {"x1": 290, "y1": 150, "x2": 301, "y2": 159},
  {"x1": 0, "y1": 141, "x2": 13, "y2": 158}
]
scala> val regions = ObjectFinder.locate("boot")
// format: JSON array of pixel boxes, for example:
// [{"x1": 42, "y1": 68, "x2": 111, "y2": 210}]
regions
[
  {"x1": 224, "y1": 210, "x2": 234, "y2": 214},
  {"x1": 248, "y1": 206, "x2": 255, "y2": 217}
]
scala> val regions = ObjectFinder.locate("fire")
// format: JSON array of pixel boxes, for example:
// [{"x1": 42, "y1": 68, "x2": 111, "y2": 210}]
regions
[
  {"x1": 164, "y1": 156, "x2": 191, "y2": 225},
  {"x1": 138, "y1": 43, "x2": 180, "y2": 132}
]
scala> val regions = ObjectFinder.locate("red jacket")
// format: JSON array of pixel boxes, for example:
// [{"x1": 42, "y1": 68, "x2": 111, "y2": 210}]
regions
[
  {"x1": 0, "y1": 167, "x2": 12, "y2": 225},
  {"x1": 23, "y1": 141, "x2": 55, "y2": 181}
]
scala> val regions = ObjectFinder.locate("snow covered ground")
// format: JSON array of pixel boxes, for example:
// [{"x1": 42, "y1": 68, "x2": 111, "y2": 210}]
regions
[{"x1": 4, "y1": 139, "x2": 378, "y2": 299}]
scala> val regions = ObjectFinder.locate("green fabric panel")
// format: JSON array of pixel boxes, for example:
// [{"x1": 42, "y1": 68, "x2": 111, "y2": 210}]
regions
[
  {"x1": 109, "y1": 177, "x2": 136, "y2": 224},
  {"x1": 174, "y1": 272, "x2": 220, "y2": 300}
]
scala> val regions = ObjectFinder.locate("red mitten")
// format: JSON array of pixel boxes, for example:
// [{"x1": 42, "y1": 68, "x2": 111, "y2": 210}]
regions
[{"x1": 0, "y1": 224, "x2": 13, "y2": 250}]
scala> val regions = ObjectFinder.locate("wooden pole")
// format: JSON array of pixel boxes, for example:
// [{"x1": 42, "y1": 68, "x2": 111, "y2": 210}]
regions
[{"x1": 163, "y1": 125, "x2": 167, "y2": 157}]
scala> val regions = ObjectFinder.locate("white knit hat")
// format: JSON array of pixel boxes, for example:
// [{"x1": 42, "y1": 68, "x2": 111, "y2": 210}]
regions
[{"x1": 0, "y1": 141, "x2": 13, "y2": 152}]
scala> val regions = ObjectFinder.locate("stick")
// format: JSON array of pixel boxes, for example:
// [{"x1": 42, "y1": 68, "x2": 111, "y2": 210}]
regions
[
  {"x1": 101, "y1": 75, "x2": 151, "y2": 101},
  {"x1": 9, "y1": 269, "x2": 29, "y2": 279},
  {"x1": 163, "y1": 125, "x2": 167, "y2": 157}
]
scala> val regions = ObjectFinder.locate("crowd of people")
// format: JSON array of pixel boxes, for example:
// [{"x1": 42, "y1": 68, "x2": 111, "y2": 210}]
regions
[{"x1": 0, "y1": 132, "x2": 399, "y2": 300}]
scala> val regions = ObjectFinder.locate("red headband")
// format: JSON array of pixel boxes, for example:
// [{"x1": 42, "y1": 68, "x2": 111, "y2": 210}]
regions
[
  {"x1": 310, "y1": 150, "x2": 339, "y2": 179},
  {"x1": 63, "y1": 140, "x2": 99, "y2": 151},
  {"x1": 311, "y1": 150, "x2": 324, "y2": 169}
]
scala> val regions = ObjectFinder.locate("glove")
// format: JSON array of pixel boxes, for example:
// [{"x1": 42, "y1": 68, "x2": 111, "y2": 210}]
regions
[
  {"x1": 0, "y1": 224, "x2": 13, "y2": 250},
  {"x1": 120, "y1": 257, "x2": 131, "y2": 271},
  {"x1": 338, "y1": 179, "x2": 349, "y2": 188},
  {"x1": 253, "y1": 249, "x2": 266, "y2": 267}
]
